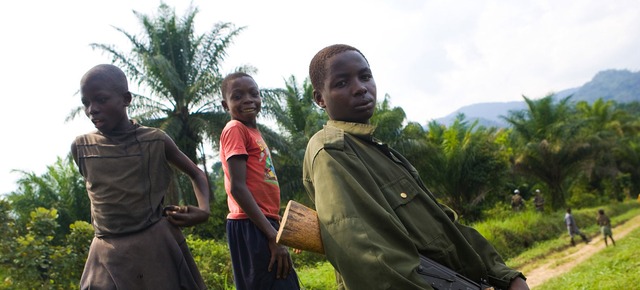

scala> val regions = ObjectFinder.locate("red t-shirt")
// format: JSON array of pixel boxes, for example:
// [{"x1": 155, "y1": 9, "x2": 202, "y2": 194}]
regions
[{"x1": 220, "y1": 120, "x2": 281, "y2": 220}]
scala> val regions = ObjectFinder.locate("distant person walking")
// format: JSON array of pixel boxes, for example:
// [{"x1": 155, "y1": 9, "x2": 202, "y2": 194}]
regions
[
  {"x1": 596, "y1": 209, "x2": 616, "y2": 247},
  {"x1": 565, "y1": 208, "x2": 589, "y2": 246},
  {"x1": 533, "y1": 189, "x2": 545, "y2": 212},
  {"x1": 511, "y1": 189, "x2": 524, "y2": 211}
]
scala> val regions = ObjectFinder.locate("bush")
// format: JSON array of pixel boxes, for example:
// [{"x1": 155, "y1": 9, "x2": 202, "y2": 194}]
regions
[
  {"x1": 474, "y1": 201, "x2": 639, "y2": 260},
  {"x1": 296, "y1": 261, "x2": 336, "y2": 290},
  {"x1": 187, "y1": 236, "x2": 234, "y2": 290}
]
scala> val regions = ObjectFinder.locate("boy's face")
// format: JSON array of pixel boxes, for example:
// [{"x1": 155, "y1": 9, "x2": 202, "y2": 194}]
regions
[
  {"x1": 314, "y1": 50, "x2": 376, "y2": 124},
  {"x1": 81, "y1": 78, "x2": 131, "y2": 134},
  {"x1": 221, "y1": 76, "x2": 261, "y2": 126}
]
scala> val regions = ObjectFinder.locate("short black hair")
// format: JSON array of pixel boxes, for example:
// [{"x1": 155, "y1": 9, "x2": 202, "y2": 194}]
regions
[
  {"x1": 81, "y1": 64, "x2": 129, "y2": 95},
  {"x1": 221, "y1": 72, "x2": 253, "y2": 100},
  {"x1": 308, "y1": 44, "x2": 368, "y2": 91}
]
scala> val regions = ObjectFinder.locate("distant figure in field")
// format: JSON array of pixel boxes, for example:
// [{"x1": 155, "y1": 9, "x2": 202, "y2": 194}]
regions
[
  {"x1": 511, "y1": 189, "x2": 524, "y2": 211},
  {"x1": 596, "y1": 209, "x2": 615, "y2": 247},
  {"x1": 564, "y1": 208, "x2": 589, "y2": 246},
  {"x1": 533, "y1": 189, "x2": 545, "y2": 212}
]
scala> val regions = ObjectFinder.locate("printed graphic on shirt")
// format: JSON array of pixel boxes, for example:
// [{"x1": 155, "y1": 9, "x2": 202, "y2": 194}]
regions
[{"x1": 256, "y1": 138, "x2": 278, "y2": 185}]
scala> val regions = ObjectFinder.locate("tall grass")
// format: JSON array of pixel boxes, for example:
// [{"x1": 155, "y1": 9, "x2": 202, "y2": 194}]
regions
[
  {"x1": 534, "y1": 226, "x2": 640, "y2": 289},
  {"x1": 472, "y1": 201, "x2": 639, "y2": 260},
  {"x1": 296, "y1": 261, "x2": 336, "y2": 290}
]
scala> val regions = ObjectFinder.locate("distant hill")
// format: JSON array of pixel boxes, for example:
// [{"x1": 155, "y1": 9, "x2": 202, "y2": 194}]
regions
[{"x1": 435, "y1": 69, "x2": 640, "y2": 127}]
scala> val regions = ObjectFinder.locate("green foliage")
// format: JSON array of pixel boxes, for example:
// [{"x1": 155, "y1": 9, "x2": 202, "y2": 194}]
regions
[
  {"x1": 0, "y1": 203, "x2": 93, "y2": 290},
  {"x1": 370, "y1": 94, "x2": 407, "y2": 145},
  {"x1": 476, "y1": 201, "x2": 639, "y2": 260},
  {"x1": 7, "y1": 155, "x2": 89, "y2": 240},
  {"x1": 186, "y1": 236, "x2": 234, "y2": 290},
  {"x1": 4, "y1": 207, "x2": 59, "y2": 289},
  {"x1": 535, "y1": 223, "x2": 640, "y2": 289},
  {"x1": 503, "y1": 94, "x2": 593, "y2": 210},
  {"x1": 48, "y1": 221, "x2": 94, "y2": 288},
  {"x1": 261, "y1": 76, "x2": 327, "y2": 205},
  {"x1": 182, "y1": 196, "x2": 228, "y2": 239},
  {"x1": 566, "y1": 180, "x2": 600, "y2": 209},
  {"x1": 292, "y1": 251, "x2": 328, "y2": 270},
  {"x1": 296, "y1": 261, "x2": 336, "y2": 290},
  {"x1": 418, "y1": 114, "x2": 510, "y2": 220}
]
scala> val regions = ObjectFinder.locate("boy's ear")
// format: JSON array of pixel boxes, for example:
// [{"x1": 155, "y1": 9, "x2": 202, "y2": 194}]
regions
[
  {"x1": 313, "y1": 90, "x2": 326, "y2": 108},
  {"x1": 123, "y1": 91, "x2": 132, "y2": 106},
  {"x1": 221, "y1": 100, "x2": 228, "y2": 111}
]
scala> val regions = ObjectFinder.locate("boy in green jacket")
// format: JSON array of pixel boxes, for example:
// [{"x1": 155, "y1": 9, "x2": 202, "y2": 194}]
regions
[{"x1": 303, "y1": 44, "x2": 529, "y2": 290}]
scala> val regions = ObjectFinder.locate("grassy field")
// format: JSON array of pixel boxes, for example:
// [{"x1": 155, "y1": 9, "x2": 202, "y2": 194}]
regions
[
  {"x1": 505, "y1": 207, "x2": 640, "y2": 273},
  {"x1": 534, "y1": 225, "x2": 640, "y2": 289}
]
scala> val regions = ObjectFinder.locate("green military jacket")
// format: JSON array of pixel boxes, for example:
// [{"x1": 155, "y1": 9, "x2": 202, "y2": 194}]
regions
[{"x1": 303, "y1": 120, "x2": 523, "y2": 290}]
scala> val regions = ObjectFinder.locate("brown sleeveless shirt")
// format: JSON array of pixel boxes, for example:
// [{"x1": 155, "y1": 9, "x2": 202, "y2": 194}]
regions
[{"x1": 73, "y1": 124, "x2": 172, "y2": 237}]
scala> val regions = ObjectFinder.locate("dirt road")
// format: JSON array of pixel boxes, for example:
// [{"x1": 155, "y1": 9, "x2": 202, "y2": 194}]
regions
[{"x1": 523, "y1": 213, "x2": 640, "y2": 288}]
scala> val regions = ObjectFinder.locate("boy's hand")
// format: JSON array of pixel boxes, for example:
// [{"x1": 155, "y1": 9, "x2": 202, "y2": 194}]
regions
[
  {"x1": 268, "y1": 239, "x2": 294, "y2": 279},
  {"x1": 507, "y1": 277, "x2": 530, "y2": 290},
  {"x1": 165, "y1": 205, "x2": 210, "y2": 227}
]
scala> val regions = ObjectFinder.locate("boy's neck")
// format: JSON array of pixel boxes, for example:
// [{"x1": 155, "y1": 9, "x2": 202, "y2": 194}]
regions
[{"x1": 234, "y1": 118, "x2": 257, "y2": 129}]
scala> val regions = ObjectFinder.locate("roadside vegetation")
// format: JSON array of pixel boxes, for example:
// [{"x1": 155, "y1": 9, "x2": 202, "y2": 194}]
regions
[
  {"x1": 534, "y1": 225, "x2": 640, "y2": 289},
  {"x1": 2, "y1": 2, "x2": 640, "y2": 289}
]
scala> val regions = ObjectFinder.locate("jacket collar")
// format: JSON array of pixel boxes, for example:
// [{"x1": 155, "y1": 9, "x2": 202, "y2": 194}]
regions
[{"x1": 327, "y1": 120, "x2": 376, "y2": 140}]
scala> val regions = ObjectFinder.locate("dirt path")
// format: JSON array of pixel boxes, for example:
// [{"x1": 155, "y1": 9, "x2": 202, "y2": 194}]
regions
[{"x1": 523, "y1": 213, "x2": 640, "y2": 289}]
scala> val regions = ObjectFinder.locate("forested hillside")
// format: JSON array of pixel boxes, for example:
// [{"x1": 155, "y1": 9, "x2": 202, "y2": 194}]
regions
[{"x1": 437, "y1": 69, "x2": 640, "y2": 127}]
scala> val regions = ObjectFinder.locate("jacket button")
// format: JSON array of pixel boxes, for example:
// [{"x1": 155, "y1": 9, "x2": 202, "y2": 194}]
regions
[{"x1": 400, "y1": 192, "x2": 408, "y2": 198}]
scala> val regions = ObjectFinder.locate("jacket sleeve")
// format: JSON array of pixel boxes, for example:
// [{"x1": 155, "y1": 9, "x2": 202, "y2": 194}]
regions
[
  {"x1": 304, "y1": 148, "x2": 431, "y2": 290},
  {"x1": 454, "y1": 222, "x2": 525, "y2": 289}
]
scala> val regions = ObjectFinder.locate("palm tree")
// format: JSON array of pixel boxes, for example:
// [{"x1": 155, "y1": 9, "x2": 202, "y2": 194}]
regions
[
  {"x1": 611, "y1": 101, "x2": 640, "y2": 199},
  {"x1": 259, "y1": 76, "x2": 326, "y2": 205},
  {"x1": 6, "y1": 156, "x2": 88, "y2": 241},
  {"x1": 503, "y1": 94, "x2": 593, "y2": 209},
  {"x1": 574, "y1": 99, "x2": 628, "y2": 199},
  {"x1": 419, "y1": 114, "x2": 510, "y2": 220},
  {"x1": 70, "y1": 3, "x2": 245, "y2": 204},
  {"x1": 370, "y1": 94, "x2": 407, "y2": 145}
]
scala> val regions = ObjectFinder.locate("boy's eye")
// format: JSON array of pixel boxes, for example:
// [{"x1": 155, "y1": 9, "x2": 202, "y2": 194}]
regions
[{"x1": 335, "y1": 80, "x2": 347, "y2": 88}]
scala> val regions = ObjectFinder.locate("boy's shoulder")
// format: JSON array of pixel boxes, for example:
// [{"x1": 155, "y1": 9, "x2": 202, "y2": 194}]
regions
[
  {"x1": 222, "y1": 120, "x2": 255, "y2": 134},
  {"x1": 73, "y1": 125, "x2": 167, "y2": 144},
  {"x1": 308, "y1": 125, "x2": 345, "y2": 152}
]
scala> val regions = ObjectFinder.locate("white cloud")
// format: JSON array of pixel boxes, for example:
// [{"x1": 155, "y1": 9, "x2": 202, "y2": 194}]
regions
[{"x1": 1, "y1": 0, "x2": 639, "y2": 194}]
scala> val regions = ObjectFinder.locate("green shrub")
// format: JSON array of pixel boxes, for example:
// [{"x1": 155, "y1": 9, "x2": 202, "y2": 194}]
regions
[
  {"x1": 49, "y1": 221, "x2": 94, "y2": 290},
  {"x1": 296, "y1": 261, "x2": 336, "y2": 290},
  {"x1": 187, "y1": 236, "x2": 234, "y2": 290},
  {"x1": 475, "y1": 201, "x2": 639, "y2": 260}
]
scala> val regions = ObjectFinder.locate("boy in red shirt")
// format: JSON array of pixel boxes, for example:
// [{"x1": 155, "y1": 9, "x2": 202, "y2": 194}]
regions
[{"x1": 219, "y1": 72, "x2": 300, "y2": 290}]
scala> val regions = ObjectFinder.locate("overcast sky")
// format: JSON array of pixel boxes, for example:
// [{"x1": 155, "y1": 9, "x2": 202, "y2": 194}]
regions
[{"x1": 1, "y1": 0, "x2": 639, "y2": 195}]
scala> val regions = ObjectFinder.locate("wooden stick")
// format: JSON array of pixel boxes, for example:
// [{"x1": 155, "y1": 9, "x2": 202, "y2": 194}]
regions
[{"x1": 276, "y1": 200, "x2": 325, "y2": 254}]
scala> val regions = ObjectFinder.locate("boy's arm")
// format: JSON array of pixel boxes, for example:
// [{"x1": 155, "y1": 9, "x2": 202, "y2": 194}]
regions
[
  {"x1": 70, "y1": 140, "x2": 84, "y2": 176},
  {"x1": 454, "y1": 222, "x2": 528, "y2": 289},
  {"x1": 227, "y1": 155, "x2": 294, "y2": 279},
  {"x1": 70, "y1": 141, "x2": 79, "y2": 166},
  {"x1": 163, "y1": 134, "x2": 210, "y2": 226}
]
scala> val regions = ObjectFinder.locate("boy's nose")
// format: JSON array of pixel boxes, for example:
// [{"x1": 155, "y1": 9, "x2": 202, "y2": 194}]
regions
[
  {"x1": 86, "y1": 104, "x2": 98, "y2": 115},
  {"x1": 354, "y1": 83, "x2": 367, "y2": 96}
]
